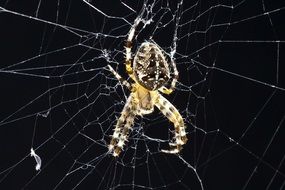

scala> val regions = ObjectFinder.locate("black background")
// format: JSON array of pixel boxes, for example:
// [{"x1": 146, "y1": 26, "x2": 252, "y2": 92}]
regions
[{"x1": 0, "y1": 0, "x2": 285, "y2": 189}]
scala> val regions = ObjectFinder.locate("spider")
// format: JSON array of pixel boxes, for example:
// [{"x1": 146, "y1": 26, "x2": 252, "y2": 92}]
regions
[{"x1": 108, "y1": 19, "x2": 187, "y2": 157}]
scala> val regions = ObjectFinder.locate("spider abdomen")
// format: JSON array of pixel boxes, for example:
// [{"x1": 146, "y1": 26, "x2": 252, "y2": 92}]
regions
[{"x1": 133, "y1": 42, "x2": 170, "y2": 91}]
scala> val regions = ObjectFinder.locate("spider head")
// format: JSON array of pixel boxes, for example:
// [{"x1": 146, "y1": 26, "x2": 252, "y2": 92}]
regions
[{"x1": 133, "y1": 42, "x2": 171, "y2": 91}]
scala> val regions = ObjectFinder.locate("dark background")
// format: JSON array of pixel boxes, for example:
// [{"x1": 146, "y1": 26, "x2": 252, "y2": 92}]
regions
[{"x1": 0, "y1": 0, "x2": 285, "y2": 189}]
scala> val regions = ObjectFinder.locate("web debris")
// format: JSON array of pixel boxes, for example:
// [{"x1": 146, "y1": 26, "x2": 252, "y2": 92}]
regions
[{"x1": 30, "y1": 148, "x2": 41, "y2": 171}]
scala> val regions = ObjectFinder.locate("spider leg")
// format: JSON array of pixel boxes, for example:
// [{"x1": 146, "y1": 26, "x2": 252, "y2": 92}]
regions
[
  {"x1": 159, "y1": 60, "x2": 179, "y2": 95},
  {"x1": 159, "y1": 87, "x2": 173, "y2": 95},
  {"x1": 155, "y1": 94, "x2": 188, "y2": 154},
  {"x1": 108, "y1": 65, "x2": 132, "y2": 90},
  {"x1": 109, "y1": 94, "x2": 137, "y2": 157},
  {"x1": 125, "y1": 18, "x2": 141, "y2": 75}
]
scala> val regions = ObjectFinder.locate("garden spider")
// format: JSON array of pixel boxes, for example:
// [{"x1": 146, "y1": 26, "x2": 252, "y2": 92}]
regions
[{"x1": 108, "y1": 19, "x2": 187, "y2": 157}]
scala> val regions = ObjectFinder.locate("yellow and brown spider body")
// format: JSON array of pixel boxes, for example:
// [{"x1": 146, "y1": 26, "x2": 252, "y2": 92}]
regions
[
  {"x1": 133, "y1": 42, "x2": 170, "y2": 91},
  {"x1": 134, "y1": 84, "x2": 158, "y2": 115},
  {"x1": 107, "y1": 19, "x2": 187, "y2": 157}
]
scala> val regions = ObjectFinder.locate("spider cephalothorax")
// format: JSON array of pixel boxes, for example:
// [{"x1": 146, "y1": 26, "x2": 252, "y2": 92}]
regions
[
  {"x1": 133, "y1": 42, "x2": 170, "y2": 91},
  {"x1": 107, "y1": 19, "x2": 187, "y2": 157}
]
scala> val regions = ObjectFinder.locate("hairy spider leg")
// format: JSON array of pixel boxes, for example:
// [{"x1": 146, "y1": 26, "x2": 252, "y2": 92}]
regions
[
  {"x1": 108, "y1": 65, "x2": 132, "y2": 90},
  {"x1": 109, "y1": 94, "x2": 137, "y2": 157},
  {"x1": 169, "y1": 59, "x2": 179, "y2": 91},
  {"x1": 125, "y1": 18, "x2": 141, "y2": 76},
  {"x1": 107, "y1": 64, "x2": 141, "y2": 157},
  {"x1": 107, "y1": 65, "x2": 135, "y2": 156},
  {"x1": 155, "y1": 94, "x2": 188, "y2": 154}
]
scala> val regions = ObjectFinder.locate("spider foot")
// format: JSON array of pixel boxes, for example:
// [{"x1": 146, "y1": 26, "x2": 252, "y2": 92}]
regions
[
  {"x1": 159, "y1": 87, "x2": 173, "y2": 95},
  {"x1": 108, "y1": 144, "x2": 122, "y2": 157},
  {"x1": 108, "y1": 138, "x2": 126, "y2": 157},
  {"x1": 161, "y1": 135, "x2": 188, "y2": 154},
  {"x1": 161, "y1": 144, "x2": 182, "y2": 154},
  {"x1": 170, "y1": 135, "x2": 188, "y2": 146}
]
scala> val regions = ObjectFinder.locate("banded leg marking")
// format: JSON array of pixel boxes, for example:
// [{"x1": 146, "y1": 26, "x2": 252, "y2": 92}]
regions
[
  {"x1": 155, "y1": 94, "x2": 187, "y2": 154},
  {"x1": 108, "y1": 65, "x2": 132, "y2": 90},
  {"x1": 109, "y1": 94, "x2": 137, "y2": 157},
  {"x1": 125, "y1": 18, "x2": 141, "y2": 75},
  {"x1": 170, "y1": 60, "x2": 179, "y2": 91}
]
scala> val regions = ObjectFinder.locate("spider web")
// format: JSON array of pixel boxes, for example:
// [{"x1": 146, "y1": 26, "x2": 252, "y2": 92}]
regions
[{"x1": 0, "y1": 0, "x2": 285, "y2": 189}]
